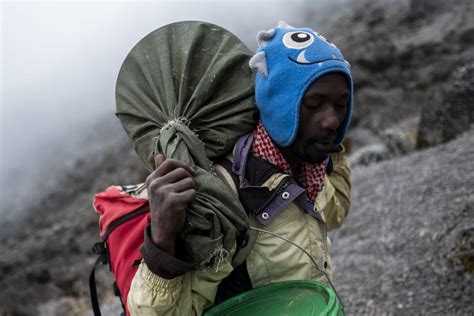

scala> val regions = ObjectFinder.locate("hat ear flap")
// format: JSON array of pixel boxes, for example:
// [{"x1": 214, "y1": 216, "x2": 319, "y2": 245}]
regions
[
  {"x1": 256, "y1": 28, "x2": 275, "y2": 48},
  {"x1": 249, "y1": 51, "x2": 268, "y2": 77}
]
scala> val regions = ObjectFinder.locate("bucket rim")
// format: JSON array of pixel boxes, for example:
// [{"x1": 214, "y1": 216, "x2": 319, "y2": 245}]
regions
[{"x1": 205, "y1": 279, "x2": 342, "y2": 316}]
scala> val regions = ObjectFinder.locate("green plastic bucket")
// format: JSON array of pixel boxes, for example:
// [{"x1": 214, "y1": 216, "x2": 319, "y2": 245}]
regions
[{"x1": 204, "y1": 280, "x2": 345, "y2": 316}]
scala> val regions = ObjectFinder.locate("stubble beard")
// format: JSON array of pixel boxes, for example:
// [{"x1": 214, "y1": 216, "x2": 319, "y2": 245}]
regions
[{"x1": 292, "y1": 138, "x2": 328, "y2": 164}]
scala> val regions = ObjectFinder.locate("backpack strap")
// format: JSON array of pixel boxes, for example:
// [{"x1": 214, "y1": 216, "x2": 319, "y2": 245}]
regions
[
  {"x1": 230, "y1": 217, "x2": 259, "y2": 267},
  {"x1": 231, "y1": 133, "x2": 254, "y2": 187},
  {"x1": 214, "y1": 163, "x2": 238, "y2": 194},
  {"x1": 89, "y1": 255, "x2": 106, "y2": 316},
  {"x1": 215, "y1": 136, "x2": 258, "y2": 268},
  {"x1": 100, "y1": 205, "x2": 150, "y2": 241}
]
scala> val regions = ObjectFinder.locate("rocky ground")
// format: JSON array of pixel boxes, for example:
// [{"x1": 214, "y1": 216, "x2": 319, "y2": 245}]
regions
[
  {"x1": 0, "y1": 134, "x2": 147, "y2": 316},
  {"x1": 324, "y1": 0, "x2": 474, "y2": 154},
  {"x1": 331, "y1": 130, "x2": 474, "y2": 315},
  {"x1": 1, "y1": 0, "x2": 473, "y2": 315}
]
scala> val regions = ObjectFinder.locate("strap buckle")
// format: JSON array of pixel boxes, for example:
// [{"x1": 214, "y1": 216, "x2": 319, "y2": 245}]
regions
[{"x1": 92, "y1": 242, "x2": 106, "y2": 255}]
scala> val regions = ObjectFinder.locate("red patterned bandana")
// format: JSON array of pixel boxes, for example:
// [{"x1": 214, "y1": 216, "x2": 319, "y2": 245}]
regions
[{"x1": 252, "y1": 120, "x2": 326, "y2": 201}]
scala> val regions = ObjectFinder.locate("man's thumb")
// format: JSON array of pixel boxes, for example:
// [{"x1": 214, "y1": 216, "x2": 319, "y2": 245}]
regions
[{"x1": 154, "y1": 154, "x2": 165, "y2": 169}]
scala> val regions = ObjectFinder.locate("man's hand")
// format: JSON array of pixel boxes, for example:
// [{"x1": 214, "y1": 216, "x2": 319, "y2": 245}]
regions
[{"x1": 146, "y1": 154, "x2": 196, "y2": 256}]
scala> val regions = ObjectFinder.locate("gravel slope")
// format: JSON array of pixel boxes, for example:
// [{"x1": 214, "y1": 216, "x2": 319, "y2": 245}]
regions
[
  {"x1": 331, "y1": 130, "x2": 474, "y2": 315},
  {"x1": 0, "y1": 135, "x2": 147, "y2": 315}
]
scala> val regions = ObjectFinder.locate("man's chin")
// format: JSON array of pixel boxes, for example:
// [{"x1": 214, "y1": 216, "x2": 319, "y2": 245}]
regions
[
  {"x1": 304, "y1": 155, "x2": 327, "y2": 164},
  {"x1": 295, "y1": 141, "x2": 330, "y2": 163},
  {"x1": 297, "y1": 150, "x2": 328, "y2": 164}
]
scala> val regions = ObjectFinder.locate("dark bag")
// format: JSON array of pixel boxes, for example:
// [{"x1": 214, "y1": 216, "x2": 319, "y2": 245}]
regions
[{"x1": 115, "y1": 21, "x2": 258, "y2": 267}]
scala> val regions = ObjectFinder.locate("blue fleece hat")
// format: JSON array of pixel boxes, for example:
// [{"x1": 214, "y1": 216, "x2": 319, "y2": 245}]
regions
[{"x1": 249, "y1": 21, "x2": 353, "y2": 147}]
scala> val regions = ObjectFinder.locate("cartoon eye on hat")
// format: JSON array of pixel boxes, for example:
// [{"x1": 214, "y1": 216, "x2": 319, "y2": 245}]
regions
[{"x1": 282, "y1": 31, "x2": 314, "y2": 49}]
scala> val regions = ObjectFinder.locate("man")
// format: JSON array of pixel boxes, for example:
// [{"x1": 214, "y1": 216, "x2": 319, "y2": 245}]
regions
[{"x1": 128, "y1": 21, "x2": 352, "y2": 315}]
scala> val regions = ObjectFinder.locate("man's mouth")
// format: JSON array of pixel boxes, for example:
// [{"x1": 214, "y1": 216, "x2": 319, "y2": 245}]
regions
[
  {"x1": 306, "y1": 137, "x2": 337, "y2": 152},
  {"x1": 307, "y1": 141, "x2": 331, "y2": 152},
  {"x1": 319, "y1": 139, "x2": 332, "y2": 145}
]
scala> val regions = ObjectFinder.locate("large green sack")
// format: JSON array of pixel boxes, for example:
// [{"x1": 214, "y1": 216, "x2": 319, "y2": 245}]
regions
[{"x1": 116, "y1": 21, "x2": 258, "y2": 267}]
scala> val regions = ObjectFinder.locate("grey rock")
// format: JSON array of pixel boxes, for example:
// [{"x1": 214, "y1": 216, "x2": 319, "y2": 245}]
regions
[
  {"x1": 417, "y1": 62, "x2": 474, "y2": 148},
  {"x1": 322, "y1": 0, "x2": 474, "y2": 150},
  {"x1": 332, "y1": 130, "x2": 474, "y2": 314},
  {"x1": 345, "y1": 127, "x2": 378, "y2": 153},
  {"x1": 348, "y1": 127, "x2": 413, "y2": 167},
  {"x1": 380, "y1": 128, "x2": 412, "y2": 156},
  {"x1": 349, "y1": 143, "x2": 389, "y2": 167}
]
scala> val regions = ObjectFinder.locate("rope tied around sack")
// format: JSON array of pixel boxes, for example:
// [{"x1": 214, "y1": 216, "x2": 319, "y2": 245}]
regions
[{"x1": 158, "y1": 117, "x2": 191, "y2": 136}]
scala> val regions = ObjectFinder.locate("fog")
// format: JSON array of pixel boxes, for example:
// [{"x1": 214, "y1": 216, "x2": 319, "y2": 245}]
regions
[{"x1": 0, "y1": 0, "x2": 347, "y2": 221}]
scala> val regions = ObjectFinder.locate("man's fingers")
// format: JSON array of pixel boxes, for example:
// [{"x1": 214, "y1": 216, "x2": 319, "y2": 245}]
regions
[
  {"x1": 165, "y1": 177, "x2": 195, "y2": 193},
  {"x1": 175, "y1": 188, "x2": 197, "y2": 204},
  {"x1": 155, "y1": 159, "x2": 195, "y2": 177},
  {"x1": 158, "y1": 167, "x2": 194, "y2": 185},
  {"x1": 154, "y1": 154, "x2": 166, "y2": 169}
]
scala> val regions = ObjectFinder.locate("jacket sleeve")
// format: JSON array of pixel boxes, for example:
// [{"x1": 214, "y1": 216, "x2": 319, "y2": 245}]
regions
[
  {"x1": 316, "y1": 150, "x2": 351, "y2": 230},
  {"x1": 127, "y1": 243, "x2": 236, "y2": 316}
]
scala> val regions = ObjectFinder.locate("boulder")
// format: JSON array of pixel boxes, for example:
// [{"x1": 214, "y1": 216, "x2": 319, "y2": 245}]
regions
[
  {"x1": 348, "y1": 127, "x2": 413, "y2": 167},
  {"x1": 417, "y1": 63, "x2": 474, "y2": 148}
]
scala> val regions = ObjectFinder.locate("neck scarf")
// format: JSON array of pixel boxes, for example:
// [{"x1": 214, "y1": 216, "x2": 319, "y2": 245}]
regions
[{"x1": 252, "y1": 120, "x2": 326, "y2": 201}]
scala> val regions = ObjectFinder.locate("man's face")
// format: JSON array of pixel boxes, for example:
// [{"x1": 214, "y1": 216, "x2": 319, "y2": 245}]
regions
[{"x1": 289, "y1": 72, "x2": 349, "y2": 164}]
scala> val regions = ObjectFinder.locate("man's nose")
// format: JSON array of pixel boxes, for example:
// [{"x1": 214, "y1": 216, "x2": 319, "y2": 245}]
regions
[{"x1": 320, "y1": 105, "x2": 340, "y2": 131}]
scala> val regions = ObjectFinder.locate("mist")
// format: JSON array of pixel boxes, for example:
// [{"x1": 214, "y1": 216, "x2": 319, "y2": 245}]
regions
[{"x1": 1, "y1": 0, "x2": 348, "y2": 222}]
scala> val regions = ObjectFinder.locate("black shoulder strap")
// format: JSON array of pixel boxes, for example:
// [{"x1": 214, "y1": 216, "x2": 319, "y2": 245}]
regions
[
  {"x1": 216, "y1": 157, "x2": 259, "y2": 267},
  {"x1": 89, "y1": 255, "x2": 106, "y2": 316},
  {"x1": 101, "y1": 205, "x2": 150, "y2": 242}
]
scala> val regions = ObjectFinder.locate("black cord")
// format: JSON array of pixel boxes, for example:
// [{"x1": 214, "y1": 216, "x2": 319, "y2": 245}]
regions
[{"x1": 249, "y1": 226, "x2": 346, "y2": 314}]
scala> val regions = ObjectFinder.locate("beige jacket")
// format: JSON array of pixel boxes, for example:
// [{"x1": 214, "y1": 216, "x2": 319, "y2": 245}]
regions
[{"x1": 128, "y1": 151, "x2": 350, "y2": 315}]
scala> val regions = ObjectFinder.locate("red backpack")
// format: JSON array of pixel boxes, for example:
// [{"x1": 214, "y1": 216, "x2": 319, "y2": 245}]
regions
[
  {"x1": 89, "y1": 161, "x2": 242, "y2": 316},
  {"x1": 89, "y1": 185, "x2": 150, "y2": 316}
]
